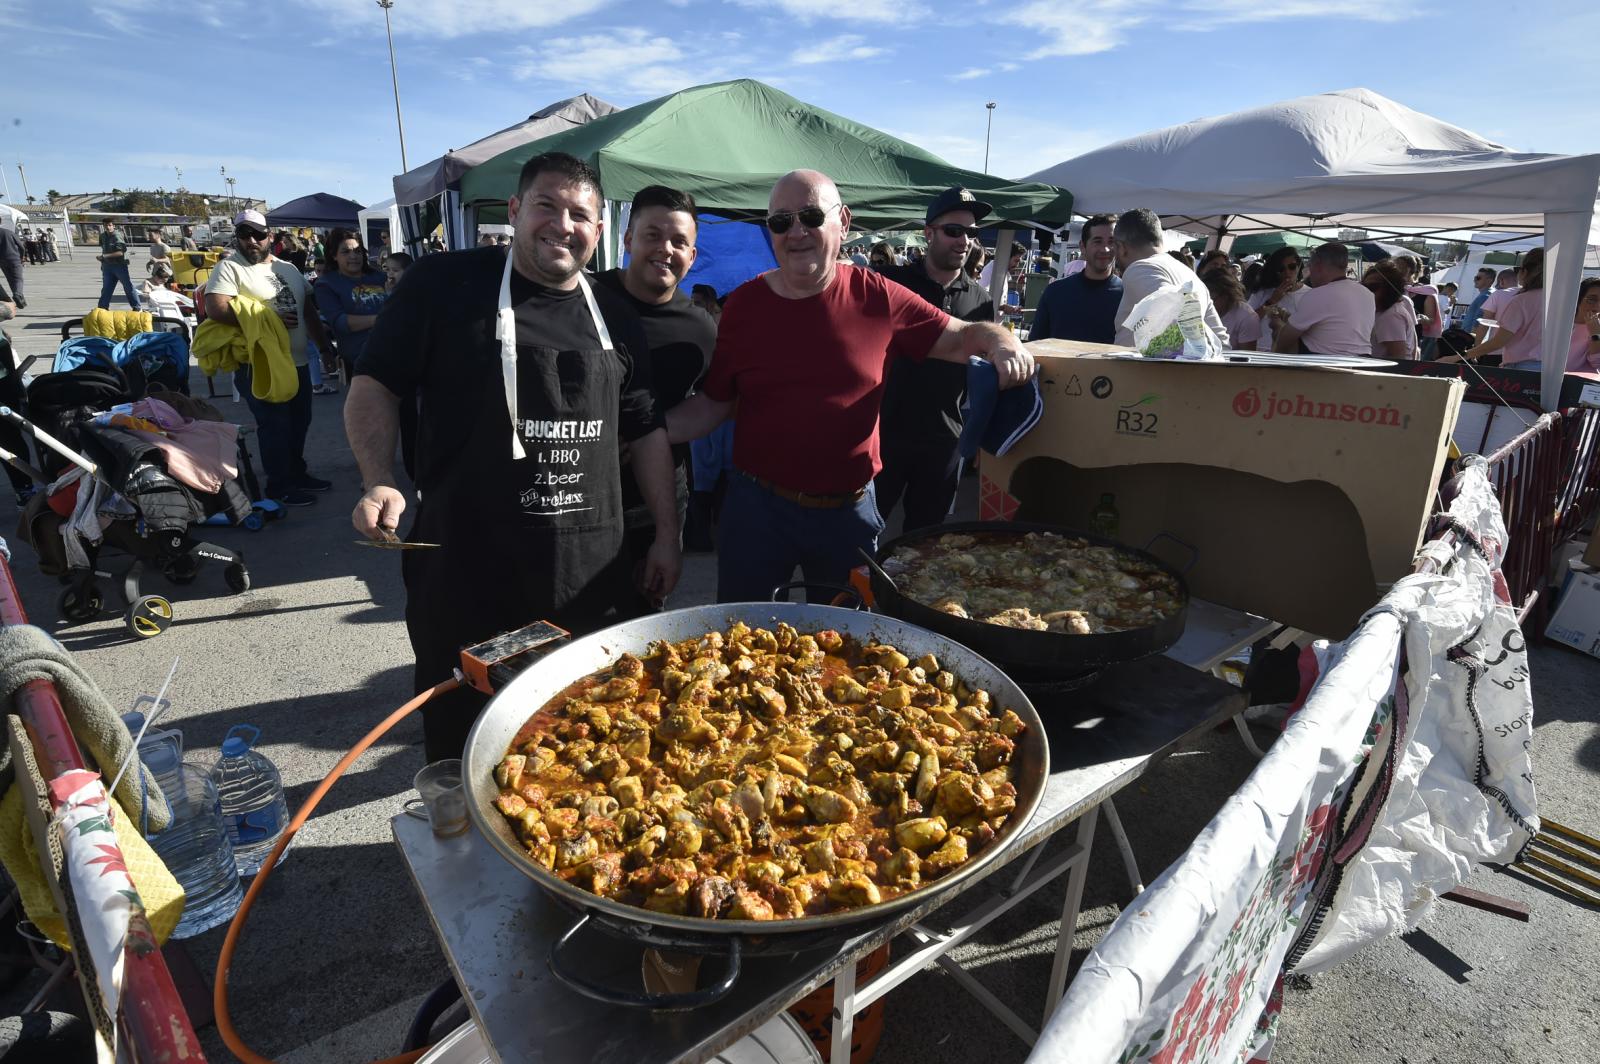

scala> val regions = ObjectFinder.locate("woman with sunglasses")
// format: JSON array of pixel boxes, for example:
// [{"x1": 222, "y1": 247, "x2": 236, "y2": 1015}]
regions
[{"x1": 1247, "y1": 247, "x2": 1305, "y2": 351}]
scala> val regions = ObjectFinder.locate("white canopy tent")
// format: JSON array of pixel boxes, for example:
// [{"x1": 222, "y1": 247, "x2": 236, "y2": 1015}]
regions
[
  {"x1": 1028, "y1": 89, "x2": 1600, "y2": 408},
  {"x1": 391, "y1": 94, "x2": 618, "y2": 251},
  {"x1": 0, "y1": 204, "x2": 27, "y2": 229}
]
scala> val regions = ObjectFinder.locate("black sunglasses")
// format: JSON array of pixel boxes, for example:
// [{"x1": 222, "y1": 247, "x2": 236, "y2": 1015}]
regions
[
  {"x1": 235, "y1": 228, "x2": 270, "y2": 241},
  {"x1": 765, "y1": 204, "x2": 838, "y2": 234},
  {"x1": 936, "y1": 223, "x2": 982, "y2": 239}
]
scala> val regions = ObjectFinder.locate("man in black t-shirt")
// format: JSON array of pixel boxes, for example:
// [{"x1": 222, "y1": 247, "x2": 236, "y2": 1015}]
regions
[
  {"x1": 874, "y1": 186, "x2": 997, "y2": 532},
  {"x1": 595, "y1": 185, "x2": 717, "y2": 616},
  {"x1": 1031, "y1": 213, "x2": 1123, "y2": 344},
  {"x1": 346, "y1": 152, "x2": 682, "y2": 762}
]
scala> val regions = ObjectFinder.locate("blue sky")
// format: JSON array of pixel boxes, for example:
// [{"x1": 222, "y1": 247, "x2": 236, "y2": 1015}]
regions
[{"x1": 1, "y1": 0, "x2": 1593, "y2": 211}]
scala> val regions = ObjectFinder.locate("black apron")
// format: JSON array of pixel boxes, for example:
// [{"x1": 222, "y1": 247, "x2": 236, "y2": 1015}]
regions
[{"x1": 404, "y1": 262, "x2": 628, "y2": 760}]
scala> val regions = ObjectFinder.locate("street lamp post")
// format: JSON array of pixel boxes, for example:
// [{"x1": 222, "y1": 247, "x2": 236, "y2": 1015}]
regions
[
  {"x1": 377, "y1": 0, "x2": 409, "y2": 172},
  {"x1": 983, "y1": 102, "x2": 997, "y2": 174}
]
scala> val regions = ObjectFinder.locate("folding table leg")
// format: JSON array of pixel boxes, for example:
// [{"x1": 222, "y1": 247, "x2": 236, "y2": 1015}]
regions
[
  {"x1": 1232, "y1": 713, "x2": 1270, "y2": 759},
  {"x1": 1045, "y1": 804, "x2": 1100, "y2": 1020},
  {"x1": 828, "y1": 952, "x2": 857, "y2": 1064},
  {"x1": 1101, "y1": 799, "x2": 1145, "y2": 896}
]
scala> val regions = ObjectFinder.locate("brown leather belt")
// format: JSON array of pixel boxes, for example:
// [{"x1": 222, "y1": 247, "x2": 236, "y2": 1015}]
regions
[{"x1": 738, "y1": 470, "x2": 866, "y2": 509}]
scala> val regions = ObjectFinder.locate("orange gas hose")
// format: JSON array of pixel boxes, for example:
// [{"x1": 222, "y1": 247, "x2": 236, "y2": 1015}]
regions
[{"x1": 214, "y1": 676, "x2": 463, "y2": 1064}]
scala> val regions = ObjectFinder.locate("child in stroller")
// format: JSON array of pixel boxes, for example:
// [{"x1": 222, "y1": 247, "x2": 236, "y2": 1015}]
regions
[{"x1": 7, "y1": 340, "x2": 255, "y2": 638}]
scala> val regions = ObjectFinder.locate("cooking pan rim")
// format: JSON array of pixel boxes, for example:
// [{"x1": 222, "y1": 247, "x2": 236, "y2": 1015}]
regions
[
  {"x1": 868, "y1": 519, "x2": 1191, "y2": 666},
  {"x1": 462, "y1": 601, "x2": 1049, "y2": 939}
]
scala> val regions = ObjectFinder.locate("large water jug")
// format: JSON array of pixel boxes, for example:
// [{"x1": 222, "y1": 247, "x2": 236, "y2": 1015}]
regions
[
  {"x1": 209, "y1": 725, "x2": 289, "y2": 876},
  {"x1": 147, "y1": 764, "x2": 243, "y2": 938},
  {"x1": 121, "y1": 709, "x2": 184, "y2": 836}
]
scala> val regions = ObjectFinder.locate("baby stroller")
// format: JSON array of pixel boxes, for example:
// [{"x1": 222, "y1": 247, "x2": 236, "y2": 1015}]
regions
[{"x1": 4, "y1": 340, "x2": 254, "y2": 638}]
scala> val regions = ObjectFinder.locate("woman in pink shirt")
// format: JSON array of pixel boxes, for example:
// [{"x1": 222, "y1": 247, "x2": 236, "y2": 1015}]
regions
[
  {"x1": 1203, "y1": 266, "x2": 1260, "y2": 350},
  {"x1": 1567, "y1": 277, "x2": 1600, "y2": 372},
  {"x1": 1363, "y1": 260, "x2": 1417, "y2": 359},
  {"x1": 1459, "y1": 250, "x2": 1544, "y2": 368}
]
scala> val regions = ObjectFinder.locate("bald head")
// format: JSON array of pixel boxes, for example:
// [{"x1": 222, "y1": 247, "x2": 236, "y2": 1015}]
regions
[
  {"x1": 771, "y1": 169, "x2": 841, "y2": 212},
  {"x1": 766, "y1": 169, "x2": 851, "y2": 297}
]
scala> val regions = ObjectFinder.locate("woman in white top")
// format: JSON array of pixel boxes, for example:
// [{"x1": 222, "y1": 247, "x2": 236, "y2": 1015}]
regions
[
  {"x1": 1363, "y1": 259, "x2": 1417, "y2": 359},
  {"x1": 1246, "y1": 247, "x2": 1305, "y2": 352}
]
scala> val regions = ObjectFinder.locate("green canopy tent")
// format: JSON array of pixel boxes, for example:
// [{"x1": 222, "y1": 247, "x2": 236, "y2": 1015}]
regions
[
  {"x1": 458, "y1": 78, "x2": 1072, "y2": 270},
  {"x1": 1184, "y1": 231, "x2": 1321, "y2": 258}
]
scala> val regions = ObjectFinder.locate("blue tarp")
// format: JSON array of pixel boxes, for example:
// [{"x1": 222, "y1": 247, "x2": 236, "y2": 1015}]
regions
[{"x1": 621, "y1": 213, "x2": 776, "y2": 302}]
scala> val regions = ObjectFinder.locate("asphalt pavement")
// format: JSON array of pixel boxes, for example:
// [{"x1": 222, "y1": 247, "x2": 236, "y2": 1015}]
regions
[{"x1": 1, "y1": 253, "x2": 1596, "y2": 1064}]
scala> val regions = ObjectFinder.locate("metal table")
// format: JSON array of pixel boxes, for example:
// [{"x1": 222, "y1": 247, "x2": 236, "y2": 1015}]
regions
[{"x1": 393, "y1": 655, "x2": 1244, "y2": 1064}]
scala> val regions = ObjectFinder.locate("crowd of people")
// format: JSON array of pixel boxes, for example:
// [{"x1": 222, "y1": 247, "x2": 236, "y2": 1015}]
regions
[
  {"x1": 3, "y1": 165, "x2": 1591, "y2": 768},
  {"x1": 1024, "y1": 218, "x2": 1598, "y2": 371}
]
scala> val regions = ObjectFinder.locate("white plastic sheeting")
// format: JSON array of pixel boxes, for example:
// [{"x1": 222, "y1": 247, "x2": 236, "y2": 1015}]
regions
[
  {"x1": 1031, "y1": 459, "x2": 1536, "y2": 1063},
  {"x1": 1027, "y1": 89, "x2": 1600, "y2": 407}
]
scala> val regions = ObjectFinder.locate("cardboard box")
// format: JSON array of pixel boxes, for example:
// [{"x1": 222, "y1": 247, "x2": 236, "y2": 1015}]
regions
[
  {"x1": 980, "y1": 342, "x2": 1465, "y2": 638},
  {"x1": 1546, "y1": 568, "x2": 1600, "y2": 658},
  {"x1": 1583, "y1": 535, "x2": 1600, "y2": 571}
]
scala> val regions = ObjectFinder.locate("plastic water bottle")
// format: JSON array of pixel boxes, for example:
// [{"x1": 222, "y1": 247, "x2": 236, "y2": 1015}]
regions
[
  {"x1": 209, "y1": 724, "x2": 289, "y2": 876},
  {"x1": 122, "y1": 708, "x2": 185, "y2": 835},
  {"x1": 1176, "y1": 290, "x2": 1214, "y2": 360},
  {"x1": 147, "y1": 763, "x2": 244, "y2": 938}
]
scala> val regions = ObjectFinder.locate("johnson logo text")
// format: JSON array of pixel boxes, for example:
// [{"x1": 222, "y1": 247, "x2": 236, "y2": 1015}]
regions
[{"x1": 1232, "y1": 387, "x2": 1408, "y2": 429}]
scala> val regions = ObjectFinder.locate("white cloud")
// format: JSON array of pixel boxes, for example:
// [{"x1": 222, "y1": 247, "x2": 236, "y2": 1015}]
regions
[
  {"x1": 1177, "y1": 0, "x2": 1412, "y2": 25},
  {"x1": 950, "y1": 61, "x2": 1022, "y2": 80},
  {"x1": 514, "y1": 28, "x2": 708, "y2": 98},
  {"x1": 729, "y1": 0, "x2": 924, "y2": 23},
  {"x1": 792, "y1": 34, "x2": 886, "y2": 65},
  {"x1": 1003, "y1": 0, "x2": 1414, "y2": 58},
  {"x1": 295, "y1": 0, "x2": 614, "y2": 39}
]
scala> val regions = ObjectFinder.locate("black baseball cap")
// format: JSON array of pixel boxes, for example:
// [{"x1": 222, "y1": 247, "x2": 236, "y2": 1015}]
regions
[{"x1": 926, "y1": 186, "x2": 993, "y2": 225}]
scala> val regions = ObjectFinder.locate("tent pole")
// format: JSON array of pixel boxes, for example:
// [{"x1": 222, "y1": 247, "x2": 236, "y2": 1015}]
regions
[
  {"x1": 989, "y1": 229, "x2": 1015, "y2": 321},
  {"x1": 1539, "y1": 207, "x2": 1593, "y2": 409}
]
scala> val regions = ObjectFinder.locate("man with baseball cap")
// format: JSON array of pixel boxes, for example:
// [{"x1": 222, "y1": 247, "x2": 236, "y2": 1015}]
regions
[
  {"x1": 874, "y1": 186, "x2": 997, "y2": 531},
  {"x1": 204, "y1": 209, "x2": 332, "y2": 506}
]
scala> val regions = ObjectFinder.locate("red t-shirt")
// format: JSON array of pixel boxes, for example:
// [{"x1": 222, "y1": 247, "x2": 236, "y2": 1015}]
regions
[{"x1": 701, "y1": 265, "x2": 951, "y2": 494}]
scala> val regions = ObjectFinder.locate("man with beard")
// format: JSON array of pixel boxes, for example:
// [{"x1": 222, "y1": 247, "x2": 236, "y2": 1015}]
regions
[
  {"x1": 1030, "y1": 213, "x2": 1123, "y2": 344},
  {"x1": 873, "y1": 186, "x2": 997, "y2": 532},
  {"x1": 204, "y1": 209, "x2": 330, "y2": 505},
  {"x1": 347, "y1": 152, "x2": 681, "y2": 762},
  {"x1": 666, "y1": 169, "x2": 1034, "y2": 603},
  {"x1": 594, "y1": 185, "x2": 717, "y2": 615}
]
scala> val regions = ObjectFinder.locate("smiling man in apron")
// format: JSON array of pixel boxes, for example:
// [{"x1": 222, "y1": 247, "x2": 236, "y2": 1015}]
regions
[{"x1": 345, "y1": 152, "x2": 682, "y2": 762}]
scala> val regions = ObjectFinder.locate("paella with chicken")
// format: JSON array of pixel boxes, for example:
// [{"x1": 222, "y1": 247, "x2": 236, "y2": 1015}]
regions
[
  {"x1": 881, "y1": 531, "x2": 1184, "y2": 635},
  {"x1": 491, "y1": 621, "x2": 1027, "y2": 922}
]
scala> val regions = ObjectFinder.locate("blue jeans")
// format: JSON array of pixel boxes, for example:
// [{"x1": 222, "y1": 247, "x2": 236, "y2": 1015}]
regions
[
  {"x1": 98, "y1": 263, "x2": 142, "y2": 311},
  {"x1": 716, "y1": 472, "x2": 885, "y2": 603},
  {"x1": 238, "y1": 364, "x2": 313, "y2": 498}
]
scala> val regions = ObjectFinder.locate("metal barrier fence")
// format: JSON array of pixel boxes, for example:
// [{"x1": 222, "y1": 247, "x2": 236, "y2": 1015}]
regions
[
  {"x1": 1443, "y1": 411, "x2": 1566, "y2": 622},
  {"x1": 0, "y1": 555, "x2": 202, "y2": 1060}
]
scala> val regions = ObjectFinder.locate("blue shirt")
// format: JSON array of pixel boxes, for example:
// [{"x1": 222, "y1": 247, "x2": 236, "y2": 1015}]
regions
[
  {"x1": 1031, "y1": 271, "x2": 1124, "y2": 344},
  {"x1": 1460, "y1": 288, "x2": 1491, "y2": 333},
  {"x1": 313, "y1": 270, "x2": 389, "y2": 366}
]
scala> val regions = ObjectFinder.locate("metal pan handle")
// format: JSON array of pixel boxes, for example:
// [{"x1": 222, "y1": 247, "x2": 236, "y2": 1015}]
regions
[
  {"x1": 547, "y1": 913, "x2": 742, "y2": 1011},
  {"x1": 1143, "y1": 531, "x2": 1199, "y2": 575},
  {"x1": 769, "y1": 582, "x2": 864, "y2": 609},
  {"x1": 856, "y1": 548, "x2": 900, "y2": 594}
]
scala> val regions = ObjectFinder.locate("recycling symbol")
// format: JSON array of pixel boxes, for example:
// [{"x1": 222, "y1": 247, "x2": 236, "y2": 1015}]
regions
[{"x1": 1064, "y1": 374, "x2": 1083, "y2": 397}]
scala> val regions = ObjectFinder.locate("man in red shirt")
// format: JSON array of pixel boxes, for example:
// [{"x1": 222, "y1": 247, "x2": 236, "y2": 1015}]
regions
[{"x1": 667, "y1": 169, "x2": 1034, "y2": 602}]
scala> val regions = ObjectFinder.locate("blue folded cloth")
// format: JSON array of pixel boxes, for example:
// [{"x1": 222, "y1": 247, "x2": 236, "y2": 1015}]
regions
[{"x1": 957, "y1": 357, "x2": 1043, "y2": 461}]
